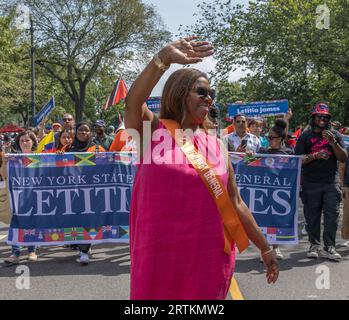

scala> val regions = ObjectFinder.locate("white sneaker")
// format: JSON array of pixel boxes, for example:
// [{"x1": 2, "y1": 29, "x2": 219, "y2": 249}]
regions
[
  {"x1": 4, "y1": 255, "x2": 20, "y2": 265},
  {"x1": 307, "y1": 244, "x2": 320, "y2": 259},
  {"x1": 338, "y1": 240, "x2": 349, "y2": 248},
  {"x1": 319, "y1": 246, "x2": 342, "y2": 261},
  {"x1": 76, "y1": 252, "x2": 89, "y2": 265},
  {"x1": 301, "y1": 225, "x2": 308, "y2": 236},
  {"x1": 274, "y1": 247, "x2": 284, "y2": 260},
  {"x1": 28, "y1": 252, "x2": 38, "y2": 262}
]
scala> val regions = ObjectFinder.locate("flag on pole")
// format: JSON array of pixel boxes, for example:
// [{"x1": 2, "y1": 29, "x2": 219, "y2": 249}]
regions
[
  {"x1": 103, "y1": 79, "x2": 127, "y2": 110},
  {"x1": 294, "y1": 128, "x2": 302, "y2": 139},
  {"x1": 36, "y1": 131, "x2": 55, "y2": 153},
  {"x1": 118, "y1": 113, "x2": 123, "y2": 124},
  {"x1": 33, "y1": 97, "x2": 55, "y2": 127}
]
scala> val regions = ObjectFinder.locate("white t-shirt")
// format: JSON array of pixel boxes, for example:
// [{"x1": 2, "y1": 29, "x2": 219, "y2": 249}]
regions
[{"x1": 226, "y1": 132, "x2": 261, "y2": 152}]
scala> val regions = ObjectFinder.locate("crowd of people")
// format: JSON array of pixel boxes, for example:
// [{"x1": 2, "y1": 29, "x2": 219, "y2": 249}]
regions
[
  {"x1": 1, "y1": 36, "x2": 349, "y2": 300},
  {"x1": 221, "y1": 103, "x2": 349, "y2": 262},
  {"x1": 0, "y1": 115, "x2": 129, "y2": 265}
]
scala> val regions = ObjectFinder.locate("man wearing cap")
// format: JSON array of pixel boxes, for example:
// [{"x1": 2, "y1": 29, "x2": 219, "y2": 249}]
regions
[
  {"x1": 107, "y1": 125, "x2": 115, "y2": 139},
  {"x1": 295, "y1": 103, "x2": 347, "y2": 261},
  {"x1": 93, "y1": 120, "x2": 113, "y2": 151}
]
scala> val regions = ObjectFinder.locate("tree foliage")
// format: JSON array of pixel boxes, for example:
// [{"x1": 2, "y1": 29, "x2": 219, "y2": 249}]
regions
[
  {"x1": 190, "y1": 0, "x2": 349, "y2": 127},
  {"x1": 27, "y1": 0, "x2": 170, "y2": 122},
  {"x1": 1, "y1": 0, "x2": 171, "y2": 125}
]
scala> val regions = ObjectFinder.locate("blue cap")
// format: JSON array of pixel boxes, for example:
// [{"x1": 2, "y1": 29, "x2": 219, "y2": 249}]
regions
[{"x1": 95, "y1": 120, "x2": 106, "y2": 127}]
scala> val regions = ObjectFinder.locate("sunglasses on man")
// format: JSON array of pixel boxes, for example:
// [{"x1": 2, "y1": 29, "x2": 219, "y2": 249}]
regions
[
  {"x1": 267, "y1": 135, "x2": 281, "y2": 140},
  {"x1": 315, "y1": 115, "x2": 330, "y2": 120},
  {"x1": 62, "y1": 118, "x2": 73, "y2": 122}
]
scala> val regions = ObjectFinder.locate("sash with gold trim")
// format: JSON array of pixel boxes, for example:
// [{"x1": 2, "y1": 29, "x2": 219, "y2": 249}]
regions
[{"x1": 160, "y1": 119, "x2": 249, "y2": 255}]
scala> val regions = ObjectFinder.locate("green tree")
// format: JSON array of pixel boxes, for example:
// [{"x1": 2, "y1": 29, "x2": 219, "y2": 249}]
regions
[
  {"x1": 215, "y1": 80, "x2": 246, "y2": 127},
  {"x1": 0, "y1": 15, "x2": 30, "y2": 125},
  {"x1": 2, "y1": 0, "x2": 171, "y2": 123},
  {"x1": 190, "y1": 0, "x2": 349, "y2": 125}
]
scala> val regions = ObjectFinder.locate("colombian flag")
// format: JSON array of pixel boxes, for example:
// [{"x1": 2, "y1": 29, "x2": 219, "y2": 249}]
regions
[{"x1": 36, "y1": 131, "x2": 55, "y2": 153}]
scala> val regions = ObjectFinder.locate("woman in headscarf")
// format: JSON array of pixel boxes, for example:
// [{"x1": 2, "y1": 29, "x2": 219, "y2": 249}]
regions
[
  {"x1": 67, "y1": 122, "x2": 104, "y2": 153},
  {"x1": 65, "y1": 122, "x2": 105, "y2": 265}
]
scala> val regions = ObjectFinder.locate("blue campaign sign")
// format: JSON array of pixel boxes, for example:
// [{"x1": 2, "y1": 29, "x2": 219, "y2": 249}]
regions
[
  {"x1": 33, "y1": 97, "x2": 55, "y2": 127},
  {"x1": 227, "y1": 99, "x2": 289, "y2": 118},
  {"x1": 146, "y1": 97, "x2": 161, "y2": 114},
  {"x1": 7, "y1": 152, "x2": 136, "y2": 246},
  {"x1": 230, "y1": 153, "x2": 302, "y2": 245}
]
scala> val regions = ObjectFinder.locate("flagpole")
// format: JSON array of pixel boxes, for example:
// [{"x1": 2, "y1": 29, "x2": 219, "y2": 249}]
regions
[{"x1": 30, "y1": 16, "x2": 36, "y2": 127}]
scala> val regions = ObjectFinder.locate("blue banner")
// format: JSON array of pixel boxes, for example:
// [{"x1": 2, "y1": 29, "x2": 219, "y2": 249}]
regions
[
  {"x1": 7, "y1": 152, "x2": 136, "y2": 246},
  {"x1": 227, "y1": 99, "x2": 289, "y2": 118},
  {"x1": 6, "y1": 152, "x2": 301, "y2": 246},
  {"x1": 230, "y1": 153, "x2": 302, "y2": 245},
  {"x1": 33, "y1": 97, "x2": 55, "y2": 127},
  {"x1": 146, "y1": 97, "x2": 161, "y2": 114}
]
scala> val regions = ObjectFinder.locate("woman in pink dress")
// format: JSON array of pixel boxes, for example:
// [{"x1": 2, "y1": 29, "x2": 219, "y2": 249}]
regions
[{"x1": 125, "y1": 36, "x2": 279, "y2": 300}]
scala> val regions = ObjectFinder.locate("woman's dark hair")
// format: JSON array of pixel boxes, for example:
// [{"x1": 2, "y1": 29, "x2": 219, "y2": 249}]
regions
[
  {"x1": 15, "y1": 130, "x2": 38, "y2": 152},
  {"x1": 57, "y1": 129, "x2": 75, "y2": 150},
  {"x1": 271, "y1": 119, "x2": 287, "y2": 140},
  {"x1": 3, "y1": 134, "x2": 11, "y2": 143},
  {"x1": 248, "y1": 119, "x2": 263, "y2": 128},
  {"x1": 160, "y1": 68, "x2": 210, "y2": 128}
]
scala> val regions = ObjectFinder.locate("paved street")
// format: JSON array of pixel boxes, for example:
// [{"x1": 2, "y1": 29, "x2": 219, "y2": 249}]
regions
[{"x1": 1, "y1": 212, "x2": 349, "y2": 300}]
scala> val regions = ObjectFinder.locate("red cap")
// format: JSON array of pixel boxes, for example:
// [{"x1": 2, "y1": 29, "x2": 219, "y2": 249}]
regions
[{"x1": 311, "y1": 103, "x2": 330, "y2": 116}]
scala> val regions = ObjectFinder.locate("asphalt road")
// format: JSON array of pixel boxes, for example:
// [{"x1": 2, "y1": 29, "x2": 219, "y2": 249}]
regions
[{"x1": 1, "y1": 214, "x2": 349, "y2": 300}]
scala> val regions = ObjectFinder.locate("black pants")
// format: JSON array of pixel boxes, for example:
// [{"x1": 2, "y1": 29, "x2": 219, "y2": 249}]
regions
[{"x1": 300, "y1": 181, "x2": 341, "y2": 249}]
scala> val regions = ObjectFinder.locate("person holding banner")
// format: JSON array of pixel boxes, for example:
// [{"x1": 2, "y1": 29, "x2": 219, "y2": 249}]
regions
[
  {"x1": 64, "y1": 122, "x2": 106, "y2": 264},
  {"x1": 125, "y1": 36, "x2": 279, "y2": 300},
  {"x1": 53, "y1": 129, "x2": 74, "y2": 152},
  {"x1": 259, "y1": 119, "x2": 293, "y2": 260},
  {"x1": 2, "y1": 131, "x2": 38, "y2": 264},
  {"x1": 295, "y1": 103, "x2": 347, "y2": 261}
]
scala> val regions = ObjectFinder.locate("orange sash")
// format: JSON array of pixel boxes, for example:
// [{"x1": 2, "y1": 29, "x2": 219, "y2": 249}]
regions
[{"x1": 160, "y1": 119, "x2": 249, "y2": 254}]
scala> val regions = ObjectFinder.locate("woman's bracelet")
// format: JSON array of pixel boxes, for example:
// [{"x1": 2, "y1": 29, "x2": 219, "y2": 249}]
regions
[
  {"x1": 261, "y1": 248, "x2": 273, "y2": 257},
  {"x1": 306, "y1": 154, "x2": 315, "y2": 161},
  {"x1": 153, "y1": 53, "x2": 170, "y2": 72}
]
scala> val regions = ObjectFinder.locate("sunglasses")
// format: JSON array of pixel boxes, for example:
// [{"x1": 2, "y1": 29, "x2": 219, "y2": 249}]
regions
[
  {"x1": 63, "y1": 118, "x2": 73, "y2": 122},
  {"x1": 268, "y1": 136, "x2": 281, "y2": 140},
  {"x1": 195, "y1": 87, "x2": 215, "y2": 100},
  {"x1": 236, "y1": 120, "x2": 246, "y2": 124},
  {"x1": 315, "y1": 115, "x2": 330, "y2": 120}
]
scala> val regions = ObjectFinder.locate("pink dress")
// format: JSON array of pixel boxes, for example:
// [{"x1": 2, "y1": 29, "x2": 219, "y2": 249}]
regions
[{"x1": 130, "y1": 123, "x2": 236, "y2": 300}]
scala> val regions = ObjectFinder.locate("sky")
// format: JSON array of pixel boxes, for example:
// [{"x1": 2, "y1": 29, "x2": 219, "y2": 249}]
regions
[{"x1": 142, "y1": 0, "x2": 250, "y2": 96}]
